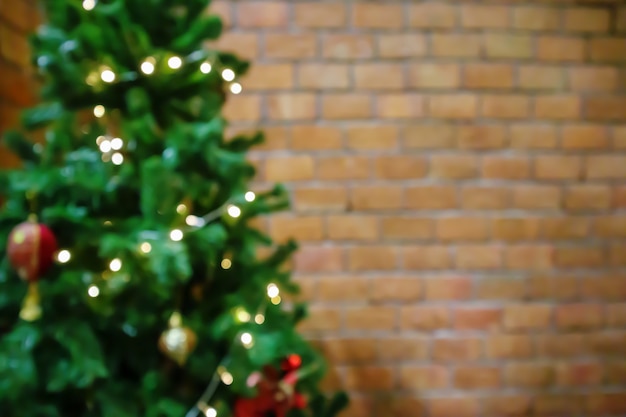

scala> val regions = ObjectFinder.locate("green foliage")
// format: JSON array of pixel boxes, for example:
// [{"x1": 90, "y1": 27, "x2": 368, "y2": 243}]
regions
[{"x1": 0, "y1": 0, "x2": 347, "y2": 416}]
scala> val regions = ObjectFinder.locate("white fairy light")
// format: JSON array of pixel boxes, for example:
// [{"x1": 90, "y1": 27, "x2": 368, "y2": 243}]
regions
[
  {"x1": 140, "y1": 58, "x2": 155, "y2": 75},
  {"x1": 101, "y1": 69, "x2": 116, "y2": 83},
  {"x1": 176, "y1": 204, "x2": 188, "y2": 214},
  {"x1": 271, "y1": 296, "x2": 282, "y2": 305},
  {"x1": 235, "y1": 308, "x2": 251, "y2": 323},
  {"x1": 170, "y1": 229, "x2": 184, "y2": 241},
  {"x1": 99, "y1": 140, "x2": 112, "y2": 153},
  {"x1": 227, "y1": 205, "x2": 241, "y2": 218},
  {"x1": 185, "y1": 215, "x2": 205, "y2": 227},
  {"x1": 255, "y1": 314, "x2": 265, "y2": 324},
  {"x1": 93, "y1": 105, "x2": 105, "y2": 118},
  {"x1": 200, "y1": 62, "x2": 212, "y2": 74},
  {"x1": 57, "y1": 250, "x2": 71, "y2": 263},
  {"x1": 82, "y1": 0, "x2": 96, "y2": 11},
  {"x1": 168, "y1": 56, "x2": 182, "y2": 69},
  {"x1": 221, "y1": 69, "x2": 235, "y2": 82},
  {"x1": 245, "y1": 191, "x2": 256, "y2": 202},
  {"x1": 220, "y1": 371, "x2": 233, "y2": 385},
  {"x1": 111, "y1": 153, "x2": 124, "y2": 165},
  {"x1": 205, "y1": 408, "x2": 217, "y2": 417},
  {"x1": 88, "y1": 285, "x2": 100, "y2": 297},
  {"x1": 241, "y1": 332, "x2": 254, "y2": 348},
  {"x1": 221, "y1": 259, "x2": 232, "y2": 269},
  {"x1": 110, "y1": 137, "x2": 124, "y2": 150},
  {"x1": 140, "y1": 242, "x2": 152, "y2": 253},
  {"x1": 96, "y1": 136, "x2": 106, "y2": 146},
  {"x1": 230, "y1": 83, "x2": 242, "y2": 95},
  {"x1": 110, "y1": 258, "x2": 122, "y2": 272},
  {"x1": 267, "y1": 283, "x2": 279, "y2": 298}
]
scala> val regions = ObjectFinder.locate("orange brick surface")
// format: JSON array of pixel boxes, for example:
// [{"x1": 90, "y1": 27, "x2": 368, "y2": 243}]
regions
[{"x1": 4, "y1": 0, "x2": 626, "y2": 416}]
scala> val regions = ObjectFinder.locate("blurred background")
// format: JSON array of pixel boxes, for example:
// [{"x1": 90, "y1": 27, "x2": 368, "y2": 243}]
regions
[{"x1": 2, "y1": 1, "x2": 626, "y2": 416}]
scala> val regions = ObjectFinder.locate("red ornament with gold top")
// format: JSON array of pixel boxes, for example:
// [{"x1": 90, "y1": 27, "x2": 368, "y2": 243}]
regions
[
  {"x1": 7, "y1": 217, "x2": 58, "y2": 283},
  {"x1": 6, "y1": 216, "x2": 58, "y2": 321}
]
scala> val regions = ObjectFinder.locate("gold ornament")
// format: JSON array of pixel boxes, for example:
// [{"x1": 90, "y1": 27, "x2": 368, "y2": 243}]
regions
[
  {"x1": 158, "y1": 311, "x2": 197, "y2": 365},
  {"x1": 20, "y1": 282, "x2": 42, "y2": 322}
]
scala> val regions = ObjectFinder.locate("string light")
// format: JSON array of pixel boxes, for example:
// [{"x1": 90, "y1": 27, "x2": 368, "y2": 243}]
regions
[
  {"x1": 221, "y1": 69, "x2": 235, "y2": 82},
  {"x1": 240, "y1": 332, "x2": 254, "y2": 348},
  {"x1": 255, "y1": 314, "x2": 265, "y2": 324},
  {"x1": 200, "y1": 62, "x2": 212, "y2": 74},
  {"x1": 99, "y1": 140, "x2": 112, "y2": 153},
  {"x1": 227, "y1": 205, "x2": 241, "y2": 218},
  {"x1": 82, "y1": 0, "x2": 96, "y2": 10},
  {"x1": 219, "y1": 369, "x2": 233, "y2": 385},
  {"x1": 109, "y1": 258, "x2": 122, "y2": 272},
  {"x1": 88, "y1": 285, "x2": 100, "y2": 297},
  {"x1": 140, "y1": 58, "x2": 156, "y2": 75},
  {"x1": 205, "y1": 408, "x2": 217, "y2": 417},
  {"x1": 221, "y1": 258, "x2": 232, "y2": 269},
  {"x1": 140, "y1": 242, "x2": 152, "y2": 254},
  {"x1": 93, "y1": 105, "x2": 105, "y2": 118},
  {"x1": 235, "y1": 308, "x2": 251, "y2": 323},
  {"x1": 186, "y1": 215, "x2": 205, "y2": 227},
  {"x1": 170, "y1": 229, "x2": 184, "y2": 241},
  {"x1": 100, "y1": 68, "x2": 116, "y2": 83},
  {"x1": 57, "y1": 250, "x2": 71, "y2": 263},
  {"x1": 267, "y1": 283, "x2": 279, "y2": 298},
  {"x1": 271, "y1": 296, "x2": 282, "y2": 305},
  {"x1": 96, "y1": 136, "x2": 106, "y2": 146},
  {"x1": 86, "y1": 72, "x2": 99, "y2": 86},
  {"x1": 168, "y1": 56, "x2": 182, "y2": 69},
  {"x1": 111, "y1": 153, "x2": 124, "y2": 165},
  {"x1": 176, "y1": 204, "x2": 188, "y2": 214},
  {"x1": 245, "y1": 191, "x2": 256, "y2": 202},
  {"x1": 110, "y1": 137, "x2": 124, "y2": 150},
  {"x1": 230, "y1": 83, "x2": 242, "y2": 95}
]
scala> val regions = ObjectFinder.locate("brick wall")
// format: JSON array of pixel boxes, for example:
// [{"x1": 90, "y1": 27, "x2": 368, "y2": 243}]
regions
[
  {"x1": 215, "y1": 1, "x2": 626, "y2": 416},
  {"x1": 0, "y1": 0, "x2": 39, "y2": 168}
]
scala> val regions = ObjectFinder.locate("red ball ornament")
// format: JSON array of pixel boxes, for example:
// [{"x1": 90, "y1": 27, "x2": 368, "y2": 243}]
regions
[
  {"x1": 7, "y1": 218, "x2": 58, "y2": 283},
  {"x1": 282, "y1": 354, "x2": 302, "y2": 372}
]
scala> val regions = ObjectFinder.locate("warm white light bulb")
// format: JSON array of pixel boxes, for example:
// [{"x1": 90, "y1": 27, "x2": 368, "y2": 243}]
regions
[
  {"x1": 99, "y1": 140, "x2": 112, "y2": 153},
  {"x1": 140, "y1": 59, "x2": 155, "y2": 75},
  {"x1": 271, "y1": 296, "x2": 282, "y2": 305},
  {"x1": 221, "y1": 258, "x2": 232, "y2": 269},
  {"x1": 227, "y1": 205, "x2": 241, "y2": 218},
  {"x1": 110, "y1": 137, "x2": 123, "y2": 150},
  {"x1": 57, "y1": 250, "x2": 71, "y2": 263},
  {"x1": 88, "y1": 285, "x2": 100, "y2": 297},
  {"x1": 93, "y1": 105, "x2": 105, "y2": 118},
  {"x1": 241, "y1": 332, "x2": 253, "y2": 347},
  {"x1": 236, "y1": 308, "x2": 251, "y2": 323},
  {"x1": 96, "y1": 136, "x2": 106, "y2": 146},
  {"x1": 170, "y1": 229, "x2": 184, "y2": 241},
  {"x1": 110, "y1": 258, "x2": 122, "y2": 272},
  {"x1": 221, "y1": 69, "x2": 235, "y2": 82},
  {"x1": 140, "y1": 242, "x2": 152, "y2": 253},
  {"x1": 111, "y1": 152, "x2": 124, "y2": 165},
  {"x1": 230, "y1": 83, "x2": 242, "y2": 95},
  {"x1": 220, "y1": 371, "x2": 234, "y2": 385},
  {"x1": 82, "y1": 0, "x2": 96, "y2": 11},
  {"x1": 267, "y1": 283, "x2": 279, "y2": 298},
  {"x1": 101, "y1": 69, "x2": 115, "y2": 83},
  {"x1": 255, "y1": 314, "x2": 265, "y2": 324},
  {"x1": 168, "y1": 56, "x2": 182, "y2": 69},
  {"x1": 245, "y1": 191, "x2": 256, "y2": 202},
  {"x1": 185, "y1": 215, "x2": 205, "y2": 227},
  {"x1": 200, "y1": 62, "x2": 212, "y2": 74},
  {"x1": 176, "y1": 204, "x2": 188, "y2": 214},
  {"x1": 205, "y1": 408, "x2": 217, "y2": 417}
]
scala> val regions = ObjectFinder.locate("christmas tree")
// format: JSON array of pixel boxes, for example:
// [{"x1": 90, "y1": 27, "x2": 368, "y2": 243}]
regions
[{"x1": 0, "y1": 1, "x2": 348, "y2": 416}]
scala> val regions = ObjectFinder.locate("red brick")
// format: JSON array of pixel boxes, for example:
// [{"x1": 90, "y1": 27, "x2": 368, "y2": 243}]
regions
[
  {"x1": 267, "y1": 93, "x2": 316, "y2": 121},
  {"x1": 476, "y1": 278, "x2": 526, "y2": 300},
  {"x1": 293, "y1": 246, "x2": 345, "y2": 273},
  {"x1": 518, "y1": 65, "x2": 565, "y2": 90},
  {"x1": 461, "y1": 186, "x2": 510, "y2": 210},
  {"x1": 374, "y1": 156, "x2": 427, "y2": 180},
  {"x1": 377, "y1": 34, "x2": 427, "y2": 58},
  {"x1": 400, "y1": 366, "x2": 450, "y2": 390},
  {"x1": 481, "y1": 95, "x2": 529, "y2": 119},
  {"x1": 370, "y1": 276, "x2": 423, "y2": 303},
  {"x1": 352, "y1": 3, "x2": 403, "y2": 29},
  {"x1": 316, "y1": 338, "x2": 376, "y2": 364},
  {"x1": 562, "y1": 124, "x2": 609, "y2": 149},
  {"x1": 484, "y1": 33, "x2": 533, "y2": 59},
  {"x1": 377, "y1": 337, "x2": 429, "y2": 362},
  {"x1": 589, "y1": 37, "x2": 626, "y2": 63},
  {"x1": 492, "y1": 217, "x2": 541, "y2": 241},
  {"x1": 317, "y1": 276, "x2": 368, "y2": 302},
  {"x1": 377, "y1": 94, "x2": 424, "y2": 119},
  {"x1": 327, "y1": 215, "x2": 379, "y2": 241},
  {"x1": 430, "y1": 155, "x2": 478, "y2": 179},
  {"x1": 265, "y1": 155, "x2": 314, "y2": 181},
  {"x1": 212, "y1": 33, "x2": 259, "y2": 59},
  {"x1": 586, "y1": 392, "x2": 626, "y2": 414},
  {"x1": 400, "y1": 306, "x2": 450, "y2": 331},
  {"x1": 429, "y1": 397, "x2": 480, "y2": 417},
  {"x1": 555, "y1": 247, "x2": 606, "y2": 268},
  {"x1": 453, "y1": 366, "x2": 501, "y2": 389},
  {"x1": 464, "y1": 63, "x2": 514, "y2": 89},
  {"x1": 0, "y1": 0, "x2": 39, "y2": 31},
  {"x1": 236, "y1": 1, "x2": 288, "y2": 27},
  {"x1": 512, "y1": 6, "x2": 561, "y2": 31},
  {"x1": 432, "y1": 338, "x2": 483, "y2": 362},
  {"x1": 534, "y1": 155, "x2": 582, "y2": 180},
  {"x1": 354, "y1": 63, "x2": 404, "y2": 90},
  {"x1": 322, "y1": 93, "x2": 372, "y2": 120},
  {"x1": 564, "y1": 8, "x2": 610, "y2": 32},
  {"x1": 564, "y1": 185, "x2": 612, "y2": 211},
  {"x1": 344, "y1": 366, "x2": 394, "y2": 391},
  {"x1": 318, "y1": 156, "x2": 370, "y2": 180},
  {"x1": 484, "y1": 395, "x2": 532, "y2": 417},
  {"x1": 425, "y1": 276, "x2": 472, "y2": 301},
  {"x1": 435, "y1": 217, "x2": 488, "y2": 242},
  {"x1": 528, "y1": 275, "x2": 579, "y2": 301},
  {"x1": 482, "y1": 156, "x2": 530, "y2": 180},
  {"x1": 503, "y1": 304, "x2": 553, "y2": 331},
  {"x1": 405, "y1": 186, "x2": 458, "y2": 209},
  {"x1": 535, "y1": 394, "x2": 585, "y2": 416},
  {"x1": 587, "y1": 155, "x2": 626, "y2": 179},
  {"x1": 298, "y1": 64, "x2": 349, "y2": 90},
  {"x1": 381, "y1": 217, "x2": 433, "y2": 241},
  {"x1": 0, "y1": 26, "x2": 30, "y2": 67},
  {"x1": 535, "y1": 95, "x2": 582, "y2": 120},
  {"x1": 505, "y1": 362, "x2": 555, "y2": 388},
  {"x1": 298, "y1": 306, "x2": 342, "y2": 332},
  {"x1": 594, "y1": 216, "x2": 626, "y2": 238},
  {"x1": 513, "y1": 185, "x2": 561, "y2": 210},
  {"x1": 537, "y1": 36, "x2": 586, "y2": 62},
  {"x1": 404, "y1": 124, "x2": 456, "y2": 149},
  {"x1": 536, "y1": 334, "x2": 587, "y2": 358},
  {"x1": 585, "y1": 97, "x2": 626, "y2": 121},
  {"x1": 454, "y1": 307, "x2": 502, "y2": 331},
  {"x1": 345, "y1": 306, "x2": 397, "y2": 331},
  {"x1": 351, "y1": 186, "x2": 403, "y2": 211},
  {"x1": 294, "y1": 2, "x2": 347, "y2": 28},
  {"x1": 486, "y1": 335, "x2": 534, "y2": 359},
  {"x1": 270, "y1": 215, "x2": 324, "y2": 242},
  {"x1": 428, "y1": 94, "x2": 478, "y2": 119},
  {"x1": 291, "y1": 125, "x2": 342, "y2": 151},
  {"x1": 349, "y1": 246, "x2": 398, "y2": 271},
  {"x1": 265, "y1": 34, "x2": 317, "y2": 59},
  {"x1": 605, "y1": 361, "x2": 626, "y2": 383},
  {"x1": 323, "y1": 34, "x2": 374, "y2": 60},
  {"x1": 403, "y1": 245, "x2": 453, "y2": 270},
  {"x1": 505, "y1": 245, "x2": 554, "y2": 270},
  {"x1": 346, "y1": 125, "x2": 399, "y2": 150},
  {"x1": 569, "y1": 66, "x2": 620, "y2": 92},
  {"x1": 581, "y1": 275, "x2": 626, "y2": 301},
  {"x1": 456, "y1": 245, "x2": 503, "y2": 270},
  {"x1": 408, "y1": 3, "x2": 457, "y2": 28},
  {"x1": 432, "y1": 34, "x2": 481, "y2": 58},
  {"x1": 461, "y1": 5, "x2": 510, "y2": 29},
  {"x1": 510, "y1": 124, "x2": 558, "y2": 149},
  {"x1": 555, "y1": 304, "x2": 605, "y2": 330},
  {"x1": 293, "y1": 186, "x2": 347, "y2": 212},
  {"x1": 541, "y1": 218, "x2": 590, "y2": 240},
  {"x1": 408, "y1": 63, "x2": 461, "y2": 89}
]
